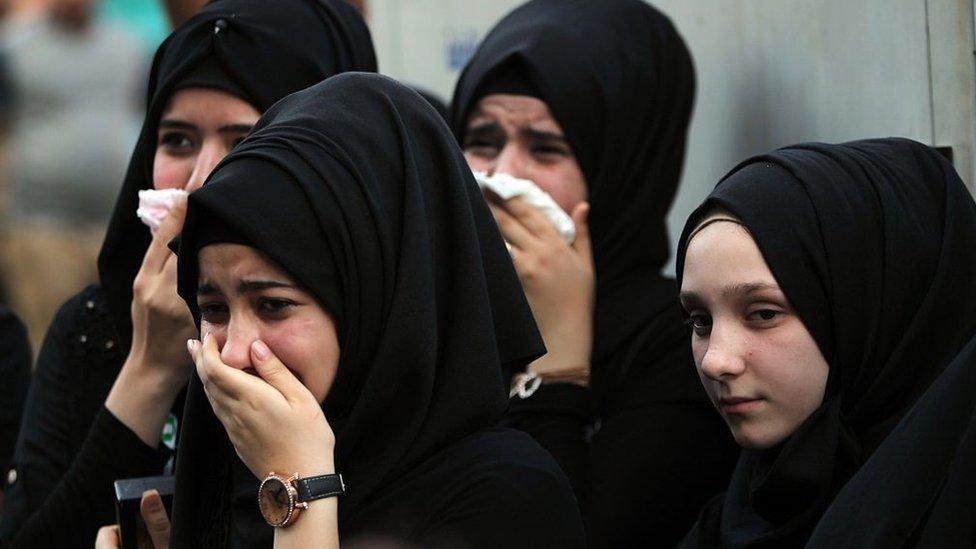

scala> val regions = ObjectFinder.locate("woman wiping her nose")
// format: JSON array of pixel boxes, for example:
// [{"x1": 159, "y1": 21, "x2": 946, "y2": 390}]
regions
[{"x1": 451, "y1": 1, "x2": 738, "y2": 545}]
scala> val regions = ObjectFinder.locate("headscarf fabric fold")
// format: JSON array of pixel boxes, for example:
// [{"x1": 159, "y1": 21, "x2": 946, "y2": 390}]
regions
[
  {"x1": 675, "y1": 138, "x2": 976, "y2": 547},
  {"x1": 97, "y1": 0, "x2": 377, "y2": 350},
  {"x1": 172, "y1": 73, "x2": 545, "y2": 545}
]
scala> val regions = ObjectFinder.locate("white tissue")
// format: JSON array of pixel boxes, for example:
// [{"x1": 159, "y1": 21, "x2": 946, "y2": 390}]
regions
[
  {"x1": 473, "y1": 171, "x2": 576, "y2": 244},
  {"x1": 137, "y1": 189, "x2": 187, "y2": 232}
]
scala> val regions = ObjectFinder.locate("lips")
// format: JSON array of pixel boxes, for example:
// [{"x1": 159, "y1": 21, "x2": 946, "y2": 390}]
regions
[{"x1": 719, "y1": 396, "x2": 763, "y2": 414}]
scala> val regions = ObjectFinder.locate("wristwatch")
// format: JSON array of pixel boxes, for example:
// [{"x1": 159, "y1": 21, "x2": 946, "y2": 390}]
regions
[{"x1": 257, "y1": 471, "x2": 346, "y2": 527}]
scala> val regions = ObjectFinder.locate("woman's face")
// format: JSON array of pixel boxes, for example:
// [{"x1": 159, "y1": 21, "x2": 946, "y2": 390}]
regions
[
  {"x1": 679, "y1": 218, "x2": 829, "y2": 450},
  {"x1": 463, "y1": 93, "x2": 587, "y2": 214},
  {"x1": 153, "y1": 88, "x2": 261, "y2": 193},
  {"x1": 196, "y1": 244, "x2": 340, "y2": 403}
]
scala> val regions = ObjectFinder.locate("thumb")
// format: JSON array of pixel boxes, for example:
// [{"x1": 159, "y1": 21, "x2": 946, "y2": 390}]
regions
[
  {"x1": 570, "y1": 202, "x2": 592, "y2": 259},
  {"x1": 250, "y1": 340, "x2": 307, "y2": 401},
  {"x1": 140, "y1": 489, "x2": 170, "y2": 549}
]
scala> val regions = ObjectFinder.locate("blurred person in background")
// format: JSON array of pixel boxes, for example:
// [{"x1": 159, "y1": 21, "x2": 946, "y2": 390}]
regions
[
  {"x1": 0, "y1": 0, "x2": 376, "y2": 546},
  {"x1": 452, "y1": 0, "x2": 739, "y2": 545},
  {"x1": 0, "y1": 0, "x2": 146, "y2": 351}
]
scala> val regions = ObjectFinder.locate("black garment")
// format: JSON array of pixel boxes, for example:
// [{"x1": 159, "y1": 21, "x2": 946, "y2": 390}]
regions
[
  {"x1": 1, "y1": 287, "x2": 169, "y2": 547},
  {"x1": 806, "y1": 334, "x2": 976, "y2": 548},
  {"x1": 171, "y1": 73, "x2": 583, "y2": 547},
  {"x1": 1, "y1": 1, "x2": 376, "y2": 546},
  {"x1": 676, "y1": 138, "x2": 976, "y2": 548},
  {"x1": 451, "y1": 1, "x2": 737, "y2": 544},
  {"x1": 0, "y1": 306, "x2": 30, "y2": 479}
]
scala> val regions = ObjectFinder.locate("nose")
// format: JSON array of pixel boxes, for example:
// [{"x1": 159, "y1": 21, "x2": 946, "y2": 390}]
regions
[
  {"x1": 216, "y1": 314, "x2": 259, "y2": 371},
  {"x1": 698, "y1": 325, "x2": 747, "y2": 382},
  {"x1": 489, "y1": 143, "x2": 529, "y2": 180},
  {"x1": 184, "y1": 140, "x2": 227, "y2": 193}
]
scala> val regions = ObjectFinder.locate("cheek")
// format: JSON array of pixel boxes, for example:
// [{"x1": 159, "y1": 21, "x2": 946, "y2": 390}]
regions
[
  {"x1": 152, "y1": 151, "x2": 193, "y2": 190},
  {"x1": 533, "y1": 163, "x2": 587, "y2": 213},
  {"x1": 465, "y1": 152, "x2": 491, "y2": 172},
  {"x1": 262, "y1": 316, "x2": 340, "y2": 402},
  {"x1": 751, "y1": 324, "x2": 829, "y2": 423}
]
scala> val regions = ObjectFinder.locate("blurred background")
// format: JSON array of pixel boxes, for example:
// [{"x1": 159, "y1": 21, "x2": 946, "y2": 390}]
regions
[{"x1": 1, "y1": 0, "x2": 974, "y2": 350}]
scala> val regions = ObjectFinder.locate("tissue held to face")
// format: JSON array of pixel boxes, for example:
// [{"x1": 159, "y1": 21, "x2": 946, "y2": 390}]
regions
[
  {"x1": 463, "y1": 94, "x2": 587, "y2": 214},
  {"x1": 153, "y1": 87, "x2": 261, "y2": 193},
  {"x1": 196, "y1": 243, "x2": 340, "y2": 403},
  {"x1": 679, "y1": 218, "x2": 829, "y2": 450}
]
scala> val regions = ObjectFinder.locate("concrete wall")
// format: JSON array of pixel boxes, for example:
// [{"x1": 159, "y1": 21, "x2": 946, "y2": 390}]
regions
[{"x1": 368, "y1": 0, "x2": 976, "y2": 273}]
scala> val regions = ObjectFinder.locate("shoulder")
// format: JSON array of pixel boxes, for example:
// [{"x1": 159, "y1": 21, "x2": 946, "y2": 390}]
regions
[
  {"x1": 44, "y1": 285, "x2": 122, "y2": 364},
  {"x1": 436, "y1": 428, "x2": 584, "y2": 528}
]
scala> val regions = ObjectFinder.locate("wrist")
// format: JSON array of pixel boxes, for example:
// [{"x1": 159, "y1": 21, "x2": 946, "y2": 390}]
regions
[{"x1": 119, "y1": 350, "x2": 188, "y2": 398}]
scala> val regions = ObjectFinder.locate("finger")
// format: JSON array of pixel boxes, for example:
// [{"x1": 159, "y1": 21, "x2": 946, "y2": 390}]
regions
[
  {"x1": 94, "y1": 525, "x2": 121, "y2": 549},
  {"x1": 141, "y1": 194, "x2": 188, "y2": 274},
  {"x1": 195, "y1": 333, "x2": 251, "y2": 400},
  {"x1": 570, "y1": 202, "x2": 593, "y2": 261},
  {"x1": 489, "y1": 202, "x2": 537, "y2": 251},
  {"x1": 250, "y1": 340, "x2": 310, "y2": 402},
  {"x1": 502, "y1": 196, "x2": 563, "y2": 241},
  {"x1": 140, "y1": 490, "x2": 171, "y2": 549}
]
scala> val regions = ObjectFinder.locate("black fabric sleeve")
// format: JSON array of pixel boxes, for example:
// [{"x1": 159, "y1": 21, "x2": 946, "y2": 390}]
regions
[
  {"x1": 1, "y1": 294, "x2": 168, "y2": 547},
  {"x1": 3, "y1": 408, "x2": 168, "y2": 548},
  {"x1": 0, "y1": 307, "x2": 31, "y2": 476}
]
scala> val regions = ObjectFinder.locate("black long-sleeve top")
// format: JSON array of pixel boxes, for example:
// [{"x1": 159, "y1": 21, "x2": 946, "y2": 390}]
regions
[
  {"x1": 1, "y1": 285, "x2": 171, "y2": 548},
  {"x1": 503, "y1": 301, "x2": 740, "y2": 548},
  {"x1": 1, "y1": 307, "x2": 31, "y2": 479}
]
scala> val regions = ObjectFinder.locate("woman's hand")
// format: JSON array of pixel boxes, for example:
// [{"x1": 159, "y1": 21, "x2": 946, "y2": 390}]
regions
[
  {"x1": 488, "y1": 196, "x2": 595, "y2": 382},
  {"x1": 106, "y1": 197, "x2": 196, "y2": 446},
  {"x1": 188, "y1": 334, "x2": 336, "y2": 479},
  {"x1": 128, "y1": 195, "x2": 197, "y2": 393},
  {"x1": 94, "y1": 490, "x2": 170, "y2": 548}
]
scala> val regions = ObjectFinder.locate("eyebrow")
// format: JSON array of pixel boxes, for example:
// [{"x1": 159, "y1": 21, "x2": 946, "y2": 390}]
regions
[
  {"x1": 196, "y1": 279, "x2": 296, "y2": 296},
  {"x1": 679, "y1": 282, "x2": 782, "y2": 305},
  {"x1": 720, "y1": 282, "x2": 781, "y2": 298},
  {"x1": 520, "y1": 127, "x2": 568, "y2": 145},
  {"x1": 464, "y1": 121, "x2": 504, "y2": 141},
  {"x1": 159, "y1": 119, "x2": 254, "y2": 134}
]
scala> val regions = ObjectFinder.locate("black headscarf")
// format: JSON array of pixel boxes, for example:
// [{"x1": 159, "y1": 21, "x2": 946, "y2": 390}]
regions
[
  {"x1": 675, "y1": 138, "x2": 976, "y2": 548},
  {"x1": 97, "y1": 0, "x2": 377, "y2": 350},
  {"x1": 450, "y1": 0, "x2": 696, "y2": 399},
  {"x1": 171, "y1": 73, "x2": 545, "y2": 545}
]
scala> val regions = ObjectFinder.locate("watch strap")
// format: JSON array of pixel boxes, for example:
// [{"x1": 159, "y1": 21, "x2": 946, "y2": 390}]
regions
[{"x1": 295, "y1": 473, "x2": 345, "y2": 503}]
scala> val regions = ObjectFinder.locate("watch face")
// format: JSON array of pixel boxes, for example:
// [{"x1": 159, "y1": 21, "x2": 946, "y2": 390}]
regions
[{"x1": 258, "y1": 476, "x2": 293, "y2": 527}]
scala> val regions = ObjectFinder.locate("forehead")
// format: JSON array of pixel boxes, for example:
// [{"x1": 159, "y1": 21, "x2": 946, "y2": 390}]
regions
[
  {"x1": 682, "y1": 221, "x2": 777, "y2": 289},
  {"x1": 161, "y1": 87, "x2": 260, "y2": 124},
  {"x1": 468, "y1": 93, "x2": 562, "y2": 131},
  {"x1": 198, "y1": 243, "x2": 288, "y2": 280}
]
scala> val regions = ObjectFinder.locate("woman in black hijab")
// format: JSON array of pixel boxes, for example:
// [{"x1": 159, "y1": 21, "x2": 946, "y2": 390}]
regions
[
  {"x1": 1, "y1": 1, "x2": 375, "y2": 546},
  {"x1": 451, "y1": 0, "x2": 737, "y2": 544},
  {"x1": 169, "y1": 72, "x2": 584, "y2": 548},
  {"x1": 676, "y1": 138, "x2": 976, "y2": 548}
]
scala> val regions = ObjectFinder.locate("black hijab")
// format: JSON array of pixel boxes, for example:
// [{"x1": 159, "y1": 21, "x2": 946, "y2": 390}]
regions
[
  {"x1": 450, "y1": 0, "x2": 696, "y2": 399},
  {"x1": 171, "y1": 73, "x2": 545, "y2": 545},
  {"x1": 97, "y1": 0, "x2": 376, "y2": 350},
  {"x1": 675, "y1": 138, "x2": 976, "y2": 548}
]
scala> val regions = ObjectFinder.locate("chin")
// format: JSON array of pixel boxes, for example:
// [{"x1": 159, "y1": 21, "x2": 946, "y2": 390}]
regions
[{"x1": 730, "y1": 424, "x2": 786, "y2": 450}]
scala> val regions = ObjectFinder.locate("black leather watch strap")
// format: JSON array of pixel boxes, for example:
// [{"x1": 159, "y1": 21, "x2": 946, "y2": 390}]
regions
[{"x1": 295, "y1": 473, "x2": 346, "y2": 503}]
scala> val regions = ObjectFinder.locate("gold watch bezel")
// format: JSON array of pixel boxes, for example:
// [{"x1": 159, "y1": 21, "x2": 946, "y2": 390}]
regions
[{"x1": 258, "y1": 472, "x2": 309, "y2": 528}]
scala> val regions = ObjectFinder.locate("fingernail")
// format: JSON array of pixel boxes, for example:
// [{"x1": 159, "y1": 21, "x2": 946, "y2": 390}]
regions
[
  {"x1": 251, "y1": 340, "x2": 270, "y2": 360},
  {"x1": 186, "y1": 339, "x2": 198, "y2": 354},
  {"x1": 142, "y1": 490, "x2": 162, "y2": 511}
]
